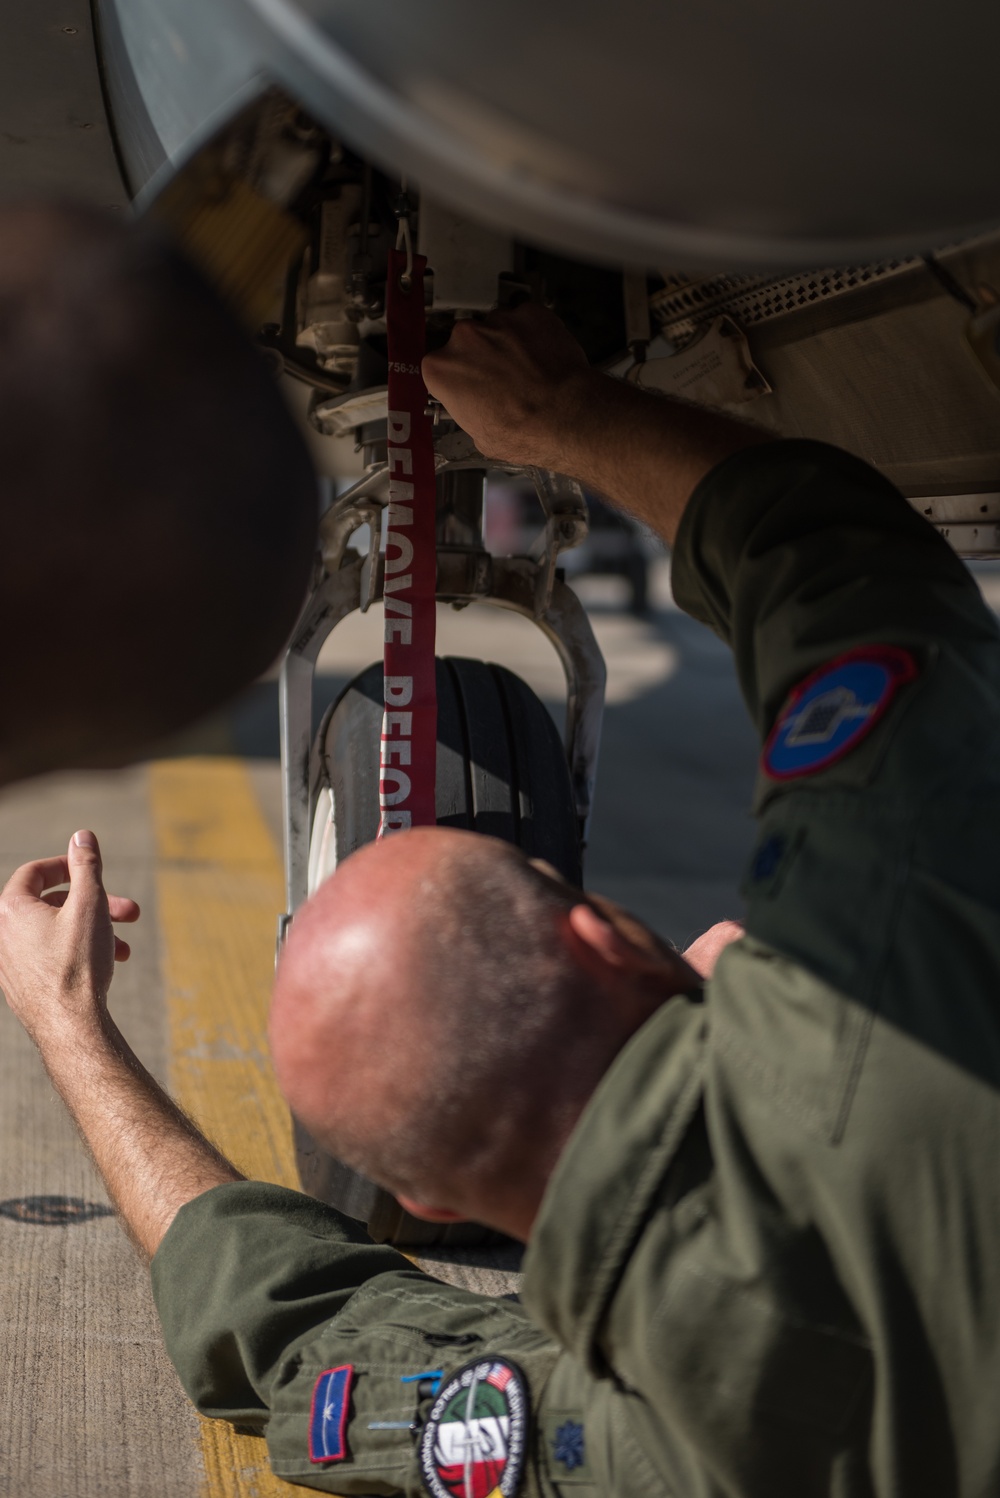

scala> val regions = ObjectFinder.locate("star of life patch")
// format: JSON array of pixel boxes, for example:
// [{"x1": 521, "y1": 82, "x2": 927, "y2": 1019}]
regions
[
  {"x1": 762, "y1": 645, "x2": 918, "y2": 780},
  {"x1": 309, "y1": 1364, "x2": 354, "y2": 1464},
  {"x1": 418, "y1": 1357, "x2": 528, "y2": 1498}
]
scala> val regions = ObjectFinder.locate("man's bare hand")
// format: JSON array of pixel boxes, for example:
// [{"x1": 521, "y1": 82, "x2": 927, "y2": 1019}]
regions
[
  {"x1": 423, "y1": 300, "x2": 769, "y2": 548},
  {"x1": 422, "y1": 303, "x2": 596, "y2": 470},
  {"x1": 0, "y1": 830, "x2": 140, "y2": 1046}
]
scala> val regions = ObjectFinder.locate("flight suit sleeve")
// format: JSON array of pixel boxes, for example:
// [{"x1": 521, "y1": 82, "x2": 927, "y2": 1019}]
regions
[
  {"x1": 150, "y1": 1180, "x2": 413, "y2": 1430},
  {"x1": 151, "y1": 1180, "x2": 612, "y2": 1497},
  {"x1": 671, "y1": 438, "x2": 1000, "y2": 741},
  {"x1": 671, "y1": 437, "x2": 1000, "y2": 1007}
]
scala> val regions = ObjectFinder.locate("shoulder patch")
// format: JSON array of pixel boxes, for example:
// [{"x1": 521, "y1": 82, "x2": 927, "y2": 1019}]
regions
[
  {"x1": 763, "y1": 646, "x2": 918, "y2": 781},
  {"x1": 418, "y1": 1357, "x2": 528, "y2": 1498},
  {"x1": 309, "y1": 1364, "x2": 354, "y2": 1464}
]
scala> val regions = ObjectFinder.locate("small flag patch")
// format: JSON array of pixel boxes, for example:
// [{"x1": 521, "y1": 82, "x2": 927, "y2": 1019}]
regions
[{"x1": 309, "y1": 1365, "x2": 353, "y2": 1464}]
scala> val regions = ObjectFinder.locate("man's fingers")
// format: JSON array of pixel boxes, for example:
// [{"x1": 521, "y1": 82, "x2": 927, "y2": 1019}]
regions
[
  {"x1": 107, "y1": 896, "x2": 140, "y2": 923},
  {"x1": 66, "y1": 830, "x2": 104, "y2": 903},
  {"x1": 682, "y1": 920, "x2": 745, "y2": 980},
  {"x1": 40, "y1": 891, "x2": 138, "y2": 921},
  {"x1": 113, "y1": 936, "x2": 131, "y2": 963},
  {"x1": 423, "y1": 319, "x2": 505, "y2": 382},
  {"x1": 3, "y1": 839, "x2": 112, "y2": 905},
  {"x1": 4, "y1": 856, "x2": 71, "y2": 899},
  {"x1": 70, "y1": 828, "x2": 101, "y2": 862}
]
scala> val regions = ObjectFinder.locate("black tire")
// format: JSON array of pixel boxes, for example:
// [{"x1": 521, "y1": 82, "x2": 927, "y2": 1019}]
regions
[{"x1": 298, "y1": 656, "x2": 582, "y2": 1245}]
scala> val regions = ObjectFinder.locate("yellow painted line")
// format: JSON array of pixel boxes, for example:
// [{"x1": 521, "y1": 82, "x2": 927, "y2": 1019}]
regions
[{"x1": 149, "y1": 757, "x2": 300, "y2": 1498}]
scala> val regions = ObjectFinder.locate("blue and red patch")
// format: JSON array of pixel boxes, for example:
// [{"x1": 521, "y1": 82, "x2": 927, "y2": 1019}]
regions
[
  {"x1": 309, "y1": 1365, "x2": 353, "y2": 1464},
  {"x1": 762, "y1": 646, "x2": 917, "y2": 781}
]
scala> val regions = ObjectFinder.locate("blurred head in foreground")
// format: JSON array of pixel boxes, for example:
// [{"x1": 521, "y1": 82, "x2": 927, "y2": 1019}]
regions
[{"x1": 0, "y1": 202, "x2": 317, "y2": 781}]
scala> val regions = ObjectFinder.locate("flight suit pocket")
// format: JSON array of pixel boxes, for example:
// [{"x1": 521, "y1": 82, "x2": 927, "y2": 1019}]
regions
[
  {"x1": 265, "y1": 1270, "x2": 561, "y2": 1496},
  {"x1": 722, "y1": 794, "x2": 910, "y2": 1142},
  {"x1": 607, "y1": 1212, "x2": 873, "y2": 1497},
  {"x1": 655, "y1": 1260, "x2": 871, "y2": 1436},
  {"x1": 710, "y1": 935, "x2": 874, "y2": 1143}
]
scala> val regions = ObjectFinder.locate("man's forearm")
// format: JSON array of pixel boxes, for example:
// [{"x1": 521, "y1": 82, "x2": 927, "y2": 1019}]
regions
[
  {"x1": 421, "y1": 305, "x2": 773, "y2": 547},
  {"x1": 533, "y1": 370, "x2": 772, "y2": 546},
  {"x1": 0, "y1": 833, "x2": 244, "y2": 1257},
  {"x1": 37, "y1": 1014, "x2": 242, "y2": 1259}
]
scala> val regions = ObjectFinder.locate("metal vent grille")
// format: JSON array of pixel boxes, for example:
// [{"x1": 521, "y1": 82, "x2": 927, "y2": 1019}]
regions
[{"x1": 651, "y1": 260, "x2": 920, "y2": 343}]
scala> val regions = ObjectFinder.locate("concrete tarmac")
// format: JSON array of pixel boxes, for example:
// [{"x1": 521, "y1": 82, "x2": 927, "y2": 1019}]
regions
[
  {"x1": 0, "y1": 767, "x2": 205, "y2": 1496},
  {"x1": 0, "y1": 559, "x2": 762, "y2": 1496}
]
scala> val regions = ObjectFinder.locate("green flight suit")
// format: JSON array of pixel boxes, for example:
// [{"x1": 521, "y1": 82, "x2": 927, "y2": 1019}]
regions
[{"x1": 152, "y1": 439, "x2": 1000, "y2": 1497}]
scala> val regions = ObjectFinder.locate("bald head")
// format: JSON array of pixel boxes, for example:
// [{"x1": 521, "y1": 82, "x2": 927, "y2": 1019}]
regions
[
  {"x1": 0, "y1": 202, "x2": 317, "y2": 778},
  {"x1": 271, "y1": 829, "x2": 697, "y2": 1238}
]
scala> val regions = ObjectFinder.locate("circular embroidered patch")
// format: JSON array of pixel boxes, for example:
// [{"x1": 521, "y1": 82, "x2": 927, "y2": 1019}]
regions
[
  {"x1": 762, "y1": 645, "x2": 918, "y2": 780},
  {"x1": 418, "y1": 1357, "x2": 528, "y2": 1498}
]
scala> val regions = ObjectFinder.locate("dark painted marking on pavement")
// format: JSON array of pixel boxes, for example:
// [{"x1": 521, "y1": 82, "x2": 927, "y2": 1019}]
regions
[{"x1": 0, "y1": 1196, "x2": 115, "y2": 1225}]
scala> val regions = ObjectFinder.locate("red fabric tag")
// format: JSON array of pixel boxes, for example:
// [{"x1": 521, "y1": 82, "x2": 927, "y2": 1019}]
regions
[{"x1": 379, "y1": 247, "x2": 438, "y2": 835}]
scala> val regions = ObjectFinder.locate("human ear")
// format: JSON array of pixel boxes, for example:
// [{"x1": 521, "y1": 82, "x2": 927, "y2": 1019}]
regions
[
  {"x1": 396, "y1": 1195, "x2": 465, "y2": 1223},
  {"x1": 567, "y1": 901, "x2": 635, "y2": 968},
  {"x1": 568, "y1": 900, "x2": 691, "y2": 982}
]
